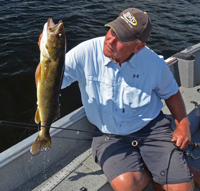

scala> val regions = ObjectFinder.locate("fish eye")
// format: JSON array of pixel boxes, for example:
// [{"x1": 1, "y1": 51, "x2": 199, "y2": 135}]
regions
[{"x1": 59, "y1": 33, "x2": 62, "y2": 37}]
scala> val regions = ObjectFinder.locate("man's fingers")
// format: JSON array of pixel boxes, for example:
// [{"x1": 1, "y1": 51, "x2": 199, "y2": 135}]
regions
[
  {"x1": 171, "y1": 136, "x2": 177, "y2": 142},
  {"x1": 172, "y1": 136, "x2": 189, "y2": 150},
  {"x1": 180, "y1": 139, "x2": 190, "y2": 150}
]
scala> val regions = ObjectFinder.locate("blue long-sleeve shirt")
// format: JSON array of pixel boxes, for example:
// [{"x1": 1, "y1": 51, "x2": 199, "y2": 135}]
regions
[{"x1": 61, "y1": 37, "x2": 178, "y2": 135}]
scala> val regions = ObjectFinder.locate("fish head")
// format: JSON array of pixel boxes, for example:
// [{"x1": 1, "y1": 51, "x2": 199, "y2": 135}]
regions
[{"x1": 41, "y1": 18, "x2": 66, "y2": 59}]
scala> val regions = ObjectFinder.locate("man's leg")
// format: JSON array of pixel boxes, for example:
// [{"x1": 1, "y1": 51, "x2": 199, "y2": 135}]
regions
[
  {"x1": 137, "y1": 113, "x2": 193, "y2": 190},
  {"x1": 162, "y1": 179, "x2": 194, "y2": 191},
  {"x1": 152, "y1": 165, "x2": 200, "y2": 190},
  {"x1": 110, "y1": 169, "x2": 151, "y2": 191},
  {"x1": 188, "y1": 165, "x2": 200, "y2": 188},
  {"x1": 92, "y1": 128, "x2": 149, "y2": 191},
  {"x1": 152, "y1": 182, "x2": 165, "y2": 191}
]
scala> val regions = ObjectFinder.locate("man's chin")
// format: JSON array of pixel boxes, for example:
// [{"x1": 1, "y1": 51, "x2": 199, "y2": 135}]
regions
[{"x1": 103, "y1": 49, "x2": 113, "y2": 58}]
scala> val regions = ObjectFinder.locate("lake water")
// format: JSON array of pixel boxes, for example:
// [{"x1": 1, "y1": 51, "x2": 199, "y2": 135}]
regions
[{"x1": 0, "y1": 0, "x2": 200, "y2": 152}]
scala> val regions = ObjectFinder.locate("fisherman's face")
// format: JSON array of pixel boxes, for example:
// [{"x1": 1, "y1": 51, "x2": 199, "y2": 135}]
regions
[{"x1": 103, "y1": 28, "x2": 145, "y2": 65}]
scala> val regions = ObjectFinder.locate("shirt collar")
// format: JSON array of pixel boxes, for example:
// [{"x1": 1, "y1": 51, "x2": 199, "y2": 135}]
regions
[
  {"x1": 128, "y1": 46, "x2": 146, "y2": 68},
  {"x1": 103, "y1": 46, "x2": 147, "y2": 67},
  {"x1": 104, "y1": 54, "x2": 136, "y2": 65},
  {"x1": 103, "y1": 56, "x2": 113, "y2": 65},
  {"x1": 128, "y1": 53, "x2": 137, "y2": 68}
]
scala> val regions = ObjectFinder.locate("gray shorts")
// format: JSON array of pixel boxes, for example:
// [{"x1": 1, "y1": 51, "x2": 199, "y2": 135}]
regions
[{"x1": 91, "y1": 112, "x2": 193, "y2": 184}]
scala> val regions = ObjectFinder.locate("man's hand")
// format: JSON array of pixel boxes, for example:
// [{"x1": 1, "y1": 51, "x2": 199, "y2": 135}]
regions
[
  {"x1": 171, "y1": 119, "x2": 191, "y2": 150},
  {"x1": 165, "y1": 90, "x2": 191, "y2": 150}
]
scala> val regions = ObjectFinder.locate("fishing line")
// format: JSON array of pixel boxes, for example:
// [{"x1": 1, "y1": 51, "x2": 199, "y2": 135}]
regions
[
  {"x1": 1, "y1": 120, "x2": 200, "y2": 148},
  {"x1": 17, "y1": 116, "x2": 35, "y2": 142},
  {"x1": 53, "y1": 136, "x2": 92, "y2": 142},
  {"x1": 4, "y1": 109, "x2": 35, "y2": 122}
]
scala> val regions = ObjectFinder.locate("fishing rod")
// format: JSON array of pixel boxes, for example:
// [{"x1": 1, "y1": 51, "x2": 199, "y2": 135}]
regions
[{"x1": 1, "y1": 120, "x2": 200, "y2": 148}]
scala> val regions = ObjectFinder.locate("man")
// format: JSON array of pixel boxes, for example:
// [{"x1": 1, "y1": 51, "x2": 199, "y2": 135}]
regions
[{"x1": 37, "y1": 8, "x2": 199, "y2": 191}]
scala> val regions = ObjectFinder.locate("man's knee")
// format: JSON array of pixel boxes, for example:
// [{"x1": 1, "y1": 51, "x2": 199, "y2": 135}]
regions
[
  {"x1": 110, "y1": 169, "x2": 151, "y2": 191},
  {"x1": 162, "y1": 179, "x2": 194, "y2": 191}
]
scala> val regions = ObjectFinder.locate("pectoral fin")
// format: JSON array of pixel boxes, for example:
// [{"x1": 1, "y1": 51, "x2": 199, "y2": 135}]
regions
[
  {"x1": 38, "y1": 63, "x2": 41, "y2": 82},
  {"x1": 35, "y1": 107, "x2": 40, "y2": 124}
]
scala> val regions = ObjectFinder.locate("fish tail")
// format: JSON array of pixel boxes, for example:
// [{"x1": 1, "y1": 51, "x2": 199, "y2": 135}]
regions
[{"x1": 30, "y1": 133, "x2": 51, "y2": 155}]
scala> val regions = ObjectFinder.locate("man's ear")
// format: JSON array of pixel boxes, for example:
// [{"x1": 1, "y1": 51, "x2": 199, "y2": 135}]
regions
[{"x1": 133, "y1": 42, "x2": 146, "y2": 53}]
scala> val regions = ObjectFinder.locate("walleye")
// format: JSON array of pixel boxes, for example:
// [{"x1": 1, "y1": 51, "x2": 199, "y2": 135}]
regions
[{"x1": 30, "y1": 18, "x2": 66, "y2": 155}]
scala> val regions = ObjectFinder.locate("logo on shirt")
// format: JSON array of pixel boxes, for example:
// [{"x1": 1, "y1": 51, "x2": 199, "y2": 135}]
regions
[{"x1": 133, "y1": 74, "x2": 139, "y2": 78}]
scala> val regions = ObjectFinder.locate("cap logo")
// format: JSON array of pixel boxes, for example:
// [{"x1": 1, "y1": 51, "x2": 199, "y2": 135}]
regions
[{"x1": 123, "y1": 12, "x2": 137, "y2": 27}]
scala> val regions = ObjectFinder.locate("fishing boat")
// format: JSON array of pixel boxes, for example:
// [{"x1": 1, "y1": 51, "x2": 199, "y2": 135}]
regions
[{"x1": 1, "y1": 43, "x2": 200, "y2": 191}]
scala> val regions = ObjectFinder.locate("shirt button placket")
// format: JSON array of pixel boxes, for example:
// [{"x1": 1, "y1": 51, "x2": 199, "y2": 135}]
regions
[{"x1": 115, "y1": 70, "x2": 121, "y2": 112}]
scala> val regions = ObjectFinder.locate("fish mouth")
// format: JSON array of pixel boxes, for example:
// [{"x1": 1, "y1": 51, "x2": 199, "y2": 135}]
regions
[{"x1": 47, "y1": 18, "x2": 64, "y2": 36}]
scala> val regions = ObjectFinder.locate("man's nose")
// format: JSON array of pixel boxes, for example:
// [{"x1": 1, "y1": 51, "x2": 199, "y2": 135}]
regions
[{"x1": 109, "y1": 35, "x2": 117, "y2": 44}]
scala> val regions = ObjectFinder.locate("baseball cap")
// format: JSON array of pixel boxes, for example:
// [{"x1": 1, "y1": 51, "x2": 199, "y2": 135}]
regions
[{"x1": 105, "y1": 8, "x2": 152, "y2": 42}]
